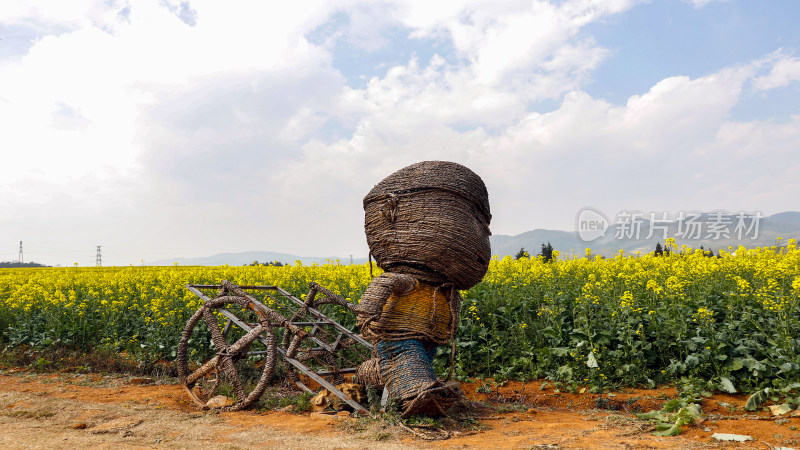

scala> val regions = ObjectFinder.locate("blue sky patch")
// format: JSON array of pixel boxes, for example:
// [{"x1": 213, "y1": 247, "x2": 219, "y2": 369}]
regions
[
  {"x1": 582, "y1": 0, "x2": 800, "y2": 108},
  {"x1": 309, "y1": 12, "x2": 459, "y2": 90}
]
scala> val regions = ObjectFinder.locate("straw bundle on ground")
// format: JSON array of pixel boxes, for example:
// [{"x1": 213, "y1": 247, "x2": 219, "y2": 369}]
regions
[{"x1": 363, "y1": 161, "x2": 492, "y2": 290}]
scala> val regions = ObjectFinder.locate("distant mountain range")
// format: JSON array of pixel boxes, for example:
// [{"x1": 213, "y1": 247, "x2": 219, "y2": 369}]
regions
[
  {"x1": 149, "y1": 211, "x2": 800, "y2": 265},
  {"x1": 490, "y1": 211, "x2": 800, "y2": 259}
]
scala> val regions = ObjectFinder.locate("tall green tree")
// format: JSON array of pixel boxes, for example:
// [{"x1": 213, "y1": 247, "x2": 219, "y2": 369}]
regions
[{"x1": 540, "y1": 242, "x2": 555, "y2": 262}]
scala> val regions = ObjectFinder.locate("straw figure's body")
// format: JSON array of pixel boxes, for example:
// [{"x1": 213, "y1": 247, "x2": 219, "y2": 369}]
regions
[{"x1": 354, "y1": 161, "x2": 491, "y2": 417}]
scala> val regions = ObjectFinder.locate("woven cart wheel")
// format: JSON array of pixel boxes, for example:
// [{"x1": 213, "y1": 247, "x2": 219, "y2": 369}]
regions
[{"x1": 177, "y1": 295, "x2": 277, "y2": 411}]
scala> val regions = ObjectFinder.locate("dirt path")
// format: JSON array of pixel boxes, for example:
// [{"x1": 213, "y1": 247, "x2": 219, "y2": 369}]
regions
[
  {"x1": 0, "y1": 370, "x2": 411, "y2": 449},
  {"x1": 1, "y1": 370, "x2": 797, "y2": 449}
]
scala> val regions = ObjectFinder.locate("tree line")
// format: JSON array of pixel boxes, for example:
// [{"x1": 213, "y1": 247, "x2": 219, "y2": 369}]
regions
[
  {"x1": 0, "y1": 261, "x2": 49, "y2": 268},
  {"x1": 515, "y1": 242, "x2": 718, "y2": 261}
]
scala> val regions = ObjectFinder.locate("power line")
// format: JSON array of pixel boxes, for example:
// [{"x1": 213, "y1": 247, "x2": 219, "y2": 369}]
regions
[
  {"x1": 18, "y1": 241, "x2": 23, "y2": 263},
  {"x1": 96, "y1": 245, "x2": 102, "y2": 267}
]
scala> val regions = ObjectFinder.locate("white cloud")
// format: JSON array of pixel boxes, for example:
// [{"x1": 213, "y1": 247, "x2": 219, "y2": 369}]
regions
[
  {"x1": 275, "y1": 49, "x2": 798, "y2": 238},
  {"x1": 396, "y1": 0, "x2": 633, "y2": 90},
  {"x1": 612, "y1": 66, "x2": 753, "y2": 151},
  {"x1": 0, "y1": 0, "x2": 98, "y2": 28},
  {"x1": 753, "y1": 54, "x2": 800, "y2": 91},
  {"x1": 0, "y1": 0, "x2": 341, "y2": 180},
  {"x1": 337, "y1": 2, "x2": 399, "y2": 52},
  {"x1": 0, "y1": 0, "x2": 344, "y2": 262}
]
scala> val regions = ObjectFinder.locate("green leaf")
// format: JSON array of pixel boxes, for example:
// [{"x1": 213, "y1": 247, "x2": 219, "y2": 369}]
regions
[
  {"x1": 683, "y1": 403, "x2": 702, "y2": 419},
  {"x1": 728, "y1": 358, "x2": 745, "y2": 371},
  {"x1": 654, "y1": 422, "x2": 673, "y2": 431},
  {"x1": 555, "y1": 365, "x2": 573, "y2": 381},
  {"x1": 719, "y1": 377, "x2": 737, "y2": 393},
  {"x1": 595, "y1": 332, "x2": 611, "y2": 345},
  {"x1": 685, "y1": 354, "x2": 699, "y2": 368},
  {"x1": 652, "y1": 423, "x2": 683, "y2": 436},
  {"x1": 779, "y1": 383, "x2": 800, "y2": 393},
  {"x1": 635, "y1": 411, "x2": 660, "y2": 420},
  {"x1": 745, "y1": 389, "x2": 769, "y2": 412},
  {"x1": 541, "y1": 327, "x2": 559, "y2": 338},
  {"x1": 571, "y1": 330, "x2": 590, "y2": 341},
  {"x1": 662, "y1": 399, "x2": 682, "y2": 413}
]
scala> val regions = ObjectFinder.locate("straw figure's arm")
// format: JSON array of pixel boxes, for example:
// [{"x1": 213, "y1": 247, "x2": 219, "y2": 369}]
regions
[{"x1": 355, "y1": 272, "x2": 416, "y2": 330}]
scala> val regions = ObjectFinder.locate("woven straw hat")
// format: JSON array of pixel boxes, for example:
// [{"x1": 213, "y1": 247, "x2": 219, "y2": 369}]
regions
[{"x1": 363, "y1": 161, "x2": 492, "y2": 290}]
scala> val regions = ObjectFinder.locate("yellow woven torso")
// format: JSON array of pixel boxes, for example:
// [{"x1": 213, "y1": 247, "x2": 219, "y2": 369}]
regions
[{"x1": 366, "y1": 281, "x2": 452, "y2": 344}]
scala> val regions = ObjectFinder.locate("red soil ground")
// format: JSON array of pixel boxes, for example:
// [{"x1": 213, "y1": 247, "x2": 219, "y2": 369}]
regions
[{"x1": 1, "y1": 368, "x2": 798, "y2": 449}]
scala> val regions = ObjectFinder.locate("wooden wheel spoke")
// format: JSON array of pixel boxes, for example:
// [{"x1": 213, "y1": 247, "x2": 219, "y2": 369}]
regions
[
  {"x1": 228, "y1": 324, "x2": 264, "y2": 356},
  {"x1": 220, "y1": 356, "x2": 246, "y2": 401},
  {"x1": 186, "y1": 355, "x2": 220, "y2": 386},
  {"x1": 203, "y1": 308, "x2": 229, "y2": 353}
]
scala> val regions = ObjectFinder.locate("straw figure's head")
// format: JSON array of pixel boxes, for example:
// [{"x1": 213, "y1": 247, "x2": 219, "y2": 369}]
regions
[{"x1": 363, "y1": 161, "x2": 492, "y2": 290}]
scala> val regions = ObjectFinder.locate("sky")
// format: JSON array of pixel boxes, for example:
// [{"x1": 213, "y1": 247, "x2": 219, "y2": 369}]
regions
[{"x1": 1, "y1": 0, "x2": 799, "y2": 266}]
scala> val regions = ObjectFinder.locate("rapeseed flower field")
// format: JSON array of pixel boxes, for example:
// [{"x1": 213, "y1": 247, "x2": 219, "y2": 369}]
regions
[{"x1": 1, "y1": 240, "x2": 798, "y2": 395}]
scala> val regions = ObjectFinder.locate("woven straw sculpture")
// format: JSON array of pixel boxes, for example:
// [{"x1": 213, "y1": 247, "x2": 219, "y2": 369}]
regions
[{"x1": 355, "y1": 160, "x2": 491, "y2": 417}]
